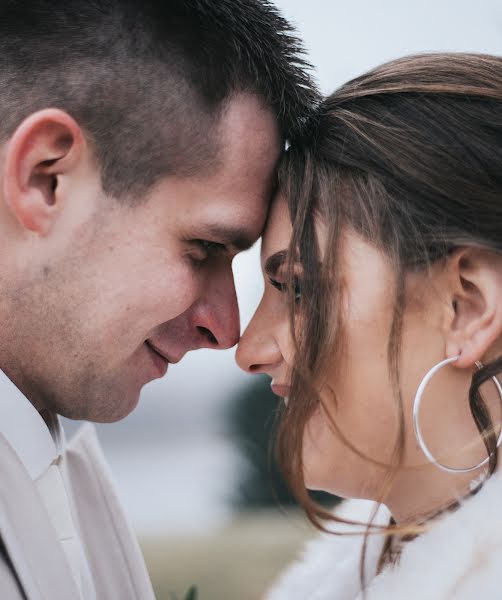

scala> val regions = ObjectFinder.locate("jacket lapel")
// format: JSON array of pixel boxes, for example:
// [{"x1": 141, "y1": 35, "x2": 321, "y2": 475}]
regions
[
  {"x1": 0, "y1": 433, "x2": 80, "y2": 600},
  {"x1": 62, "y1": 424, "x2": 156, "y2": 600}
]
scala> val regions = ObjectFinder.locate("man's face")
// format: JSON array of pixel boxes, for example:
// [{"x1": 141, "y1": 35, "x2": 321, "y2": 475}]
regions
[{"x1": 0, "y1": 94, "x2": 280, "y2": 421}]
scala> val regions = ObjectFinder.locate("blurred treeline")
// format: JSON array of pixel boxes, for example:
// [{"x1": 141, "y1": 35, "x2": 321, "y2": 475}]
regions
[{"x1": 143, "y1": 376, "x2": 339, "y2": 600}]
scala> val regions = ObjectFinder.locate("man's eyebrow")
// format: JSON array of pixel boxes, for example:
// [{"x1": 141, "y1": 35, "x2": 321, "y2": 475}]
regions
[
  {"x1": 264, "y1": 250, "x2": 288, "y2": 278},
  {"x1": 198, "y1": 224, "x2": 257, "y2": 251}
]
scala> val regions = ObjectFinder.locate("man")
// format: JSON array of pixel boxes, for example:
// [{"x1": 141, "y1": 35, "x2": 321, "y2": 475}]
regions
[{"x1": 0, "y1": 1, "x2": 317, "y2": 598}]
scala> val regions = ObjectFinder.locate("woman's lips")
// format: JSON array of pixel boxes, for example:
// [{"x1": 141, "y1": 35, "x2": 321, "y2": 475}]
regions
[{"x1": 271, "y1": 383, "x2": 290, "y2": 398}]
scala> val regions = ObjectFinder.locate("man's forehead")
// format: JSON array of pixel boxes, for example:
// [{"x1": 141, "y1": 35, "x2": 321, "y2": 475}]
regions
[{"x1": 211, "y1": 94, "x2": 281, "y2": 205}]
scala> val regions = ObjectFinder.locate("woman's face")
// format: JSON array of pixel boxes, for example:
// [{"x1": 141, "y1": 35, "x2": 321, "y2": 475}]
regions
[{"x1": 236, "y1": 194, "x2": 501, "y2": 505}]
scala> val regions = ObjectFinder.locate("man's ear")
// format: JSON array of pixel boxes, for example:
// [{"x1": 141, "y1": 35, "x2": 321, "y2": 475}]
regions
[
  {"x1": 445, "y1": 248, "x2": 502, "y2": 368},
  {"x1": 2, "y1": 109, "x2": 84, "y2": 235}
]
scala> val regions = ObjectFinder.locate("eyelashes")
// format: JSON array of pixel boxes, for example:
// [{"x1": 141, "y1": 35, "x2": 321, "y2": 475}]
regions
[
  {"x1": 268, "y1": 276, "x2": 302, "y2": 303},
  {"x1": 188, "y1": 239, "x2": 228, "y2": 265},
  {"x1": 195, "y1": 239, "x2": 226, "y2": 256}
]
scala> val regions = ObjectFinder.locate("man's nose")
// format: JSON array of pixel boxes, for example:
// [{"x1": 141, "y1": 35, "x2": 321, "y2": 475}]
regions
[{"x1": 192, "y1": 273, "x2": 240, "y2": 350}]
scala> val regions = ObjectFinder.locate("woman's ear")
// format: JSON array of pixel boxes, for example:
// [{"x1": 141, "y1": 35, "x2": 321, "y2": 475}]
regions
[
  {"x1": 2, "y1": 108, "x2": 84, "y2": 235},
  {"x1": 445, "y1": 248, "x2": 502, "y2": 368}
]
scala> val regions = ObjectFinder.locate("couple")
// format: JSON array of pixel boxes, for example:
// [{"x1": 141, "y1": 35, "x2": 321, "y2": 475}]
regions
[{"x1": 1, "y1": 1, "x2": 502, "y2": 599}]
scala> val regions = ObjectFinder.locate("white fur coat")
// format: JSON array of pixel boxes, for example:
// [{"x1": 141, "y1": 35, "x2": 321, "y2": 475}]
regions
[{"x1": 267, "y1": 471, "x2": 502, "y2": 600}]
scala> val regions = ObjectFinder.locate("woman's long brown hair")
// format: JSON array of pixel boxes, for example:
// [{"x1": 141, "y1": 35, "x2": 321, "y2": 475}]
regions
[{"x1": 275, "y1": 52, "x2": 502, "y2": 582}]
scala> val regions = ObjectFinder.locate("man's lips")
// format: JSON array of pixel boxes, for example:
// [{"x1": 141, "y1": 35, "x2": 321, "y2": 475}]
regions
[
  {"x1": 144, "y1": 341, "x2": 172, "y2": 377},
  {"x1": 145, "y1": 341, "x2": 183, "y2": 365},
  {"x1": 271, "y1": 383, "x2": 290, "y2": 398},
  {"x1": 145, "y1": 341, "x2": 170, "y2": 363}
]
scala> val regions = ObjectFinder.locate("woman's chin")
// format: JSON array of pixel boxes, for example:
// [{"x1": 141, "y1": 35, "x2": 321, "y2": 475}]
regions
[
  {"x1": 304, "y1": 471, "x2": 339, "y2": 496},
  {"x1": 303, "y1": 468, "x2": 369, "y2": 500}
]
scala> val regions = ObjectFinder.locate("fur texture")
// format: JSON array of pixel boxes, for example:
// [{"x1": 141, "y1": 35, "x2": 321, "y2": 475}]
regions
[{"x1": 267, "y1": 470, "x2": 502, "y2": 599}]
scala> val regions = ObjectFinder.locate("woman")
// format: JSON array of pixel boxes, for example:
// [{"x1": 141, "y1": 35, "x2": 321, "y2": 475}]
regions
[{"x1": 236, "y1": 53, "x2": 502, "y2": 599}]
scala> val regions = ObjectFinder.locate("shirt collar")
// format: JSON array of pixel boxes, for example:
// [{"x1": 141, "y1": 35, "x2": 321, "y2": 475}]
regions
[{"x1": 0, "y1": 369, "x2": 63, "y2": 479}]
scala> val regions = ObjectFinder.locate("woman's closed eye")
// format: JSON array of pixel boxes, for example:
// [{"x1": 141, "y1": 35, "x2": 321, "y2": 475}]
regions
[{"x1": 268, "y1": 276, "x2": 302, "y2": 303}]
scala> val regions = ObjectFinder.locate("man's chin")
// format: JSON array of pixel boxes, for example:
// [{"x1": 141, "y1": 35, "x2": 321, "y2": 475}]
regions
[
  {"x1": 58, "y1": 391, "x2": 141, "y2": 423},
  {"x1": 96, "y1": 393, "x2": 142, "y2": 423}
]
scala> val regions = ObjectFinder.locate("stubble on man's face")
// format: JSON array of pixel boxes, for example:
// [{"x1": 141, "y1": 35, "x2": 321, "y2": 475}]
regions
[{"x1": 0, "y1": 93, "x2": 281, "y2": 422}]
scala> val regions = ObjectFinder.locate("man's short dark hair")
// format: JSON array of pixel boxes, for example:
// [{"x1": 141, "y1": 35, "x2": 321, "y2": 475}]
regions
[{"x1": 0, "y1": 0, "x2": 318, "y2": 198}]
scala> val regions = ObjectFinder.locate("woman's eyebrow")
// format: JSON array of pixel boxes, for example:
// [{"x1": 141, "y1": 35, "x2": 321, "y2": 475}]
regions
[{"x1": 264, "y1": 250, "x2": 288, "y2": 277}]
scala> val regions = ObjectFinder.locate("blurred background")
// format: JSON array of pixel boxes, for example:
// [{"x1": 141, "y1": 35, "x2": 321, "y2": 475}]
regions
[{"x1": 63, "y1": 1, "x2": 502, "y2": 598}]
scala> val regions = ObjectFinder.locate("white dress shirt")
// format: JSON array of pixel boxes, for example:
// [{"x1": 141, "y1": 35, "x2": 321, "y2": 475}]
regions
[{"x1": 0, "y1": 369, "x2": 96, "y2": 599}]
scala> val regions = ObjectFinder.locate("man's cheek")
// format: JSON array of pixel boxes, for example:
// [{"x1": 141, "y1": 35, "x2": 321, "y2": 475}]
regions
[{"x1": 154, "y1": 266, "x2": 200, "y2": 321}]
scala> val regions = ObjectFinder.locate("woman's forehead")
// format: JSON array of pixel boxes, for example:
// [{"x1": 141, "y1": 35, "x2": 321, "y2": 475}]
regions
[
  {"x1": 261, "y1": 195, "x2": 292, "y2": 264},
  {"x1": 261, "y1": 192, "x2": 331, "y2": 266}
]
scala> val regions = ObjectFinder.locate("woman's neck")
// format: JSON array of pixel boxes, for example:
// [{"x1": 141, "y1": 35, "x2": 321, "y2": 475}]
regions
[{"x1": 385, "y1": 464, "x2": 490, "y2": 525}]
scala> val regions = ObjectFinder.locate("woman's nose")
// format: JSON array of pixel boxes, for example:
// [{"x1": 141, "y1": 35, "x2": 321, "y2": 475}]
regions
[{"x1": 236, "y1": 310, "x2": 282, "y2": 374}]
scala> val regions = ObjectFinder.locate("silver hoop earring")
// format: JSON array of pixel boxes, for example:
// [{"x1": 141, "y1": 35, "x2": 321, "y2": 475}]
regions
[{"x1": 413, "y1": 356, "x2": 502, "y2": 474}]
